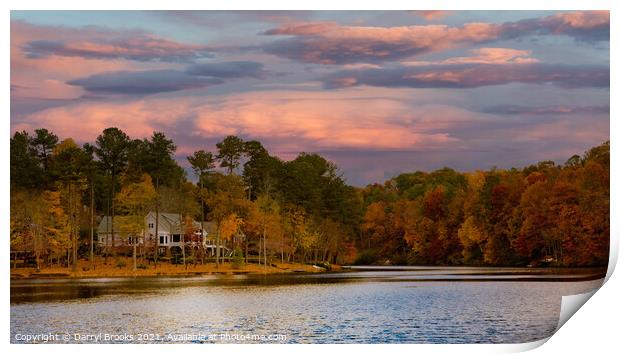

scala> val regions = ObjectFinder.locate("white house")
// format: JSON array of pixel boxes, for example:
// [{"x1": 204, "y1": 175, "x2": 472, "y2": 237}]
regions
[
  {"x1": 97, "y1": 212, "x2": 238, "y2": 257},
  {"x1": 96, "y1": 216, "x2": 120, "y2": 248},
  {"x1": 144, "y1": 212, "x2": 208, "y2": 254}
]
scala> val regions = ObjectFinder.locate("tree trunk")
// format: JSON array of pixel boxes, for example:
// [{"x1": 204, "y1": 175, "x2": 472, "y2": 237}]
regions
[
  {"x1": 199, "y1": 178, "x2": 204, "y2": 260},
  {"x1": 133, "y1": 240, "x2": 137, "y2": 271},
  {"x1": 111, "y1": 173, "x2": 116, "y2": 254},
  {"x1": 263, "y1": 224, "x2": 267, "y2": 269},
  {"x1": 90, "y1": 179, "x2": 94, "y2": 268},
  {"x1": 34, "y1": 227, "x2": 40, "y2": 271},
  {"x1": 281, "y1": 233, "x2": 284, "y2": 264},
  {"x1": 244, "y1": 238, "x2": 248, "y2": 265},
  {"x1": 154, "y1": 177, "x2": 160, "y2": 264},
  {"x1": 104, "y1": 197, "x2": 110, "y2": 264},
  {"x1": 258, "y1": 236, "x2": 262, "y2": 266},
  {"x1": 71, "y1": 185, "x2": 78, "y2": 273},
  {"x1": 182, "y1": 235, "x2": 186, "y2": 266},
  {"x1": 215, "y1": 223, "x2": 220, "y2": 268}
]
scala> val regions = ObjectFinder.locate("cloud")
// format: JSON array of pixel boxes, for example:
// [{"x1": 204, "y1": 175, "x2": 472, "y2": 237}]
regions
[
  {"x1": 12, "y1": 90, "x2": 467, "y2": 153},
  {"x1": 263, "y1": 21, "x2": 502, "y2": 64},
  {"x1": 20, "y1": 29, "x2": 211, "y2": 63},
  {"x1": 323, "y1": 63, "x2": 609, "y2": 89},
  {"x1": 186, "y1": 61, "x2": 266, "y2": 78},
  {"x1": 502, "y1": 10, "x2": 610, "y2": 42},
  {"x1": 262, "y1": 11, "x2": 609, "y2": 64},
  {"x1": 12, "y1": 89, "x2": 609, "y2": 186},
  {"x1": 405, "y1": 47, "x2": 539, "y2": 66},
  {"x1": 483, "y1": 104, "x2": 610, "y2": 115},
  {"x1": 66, "y1": 70, "x2": 223, "y2": 95},
  {"x1": 67, "y1": 61, "x2": 267, "y2": 95}
]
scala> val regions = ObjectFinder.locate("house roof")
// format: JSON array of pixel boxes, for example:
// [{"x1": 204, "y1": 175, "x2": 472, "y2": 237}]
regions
[
  {"x1": 146, "y1": 212, "x2": 215, "y2": 235},
  {"x1": 97, "y1": 212, "x2": 219, "y2": 236},
  {"x1": 97, "y1": 216, "x2": 120, "y2": 234},
  {"x1": 199, "y1": 221, "x2": 217, "y2": 236}
]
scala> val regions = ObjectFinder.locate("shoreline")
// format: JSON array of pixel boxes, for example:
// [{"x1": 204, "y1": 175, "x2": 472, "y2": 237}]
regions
[
  {"x1": 10, "y1": 262, "x2": 606, "y2": 281},
  {"x1": 10, "y1": 257, "x2": 343, "y2": 280}
]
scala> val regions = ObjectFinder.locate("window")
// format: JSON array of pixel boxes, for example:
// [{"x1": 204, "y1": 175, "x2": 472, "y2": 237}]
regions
[
  {"x1": 148, "y1": 223, "x2": 154, "y2": 229},
  {"x1": 172, "y1": 234, "x2": 180, "y2": 243},
  {"x1": 159, "y1": 236, "x2": 164, "y2": 244}
]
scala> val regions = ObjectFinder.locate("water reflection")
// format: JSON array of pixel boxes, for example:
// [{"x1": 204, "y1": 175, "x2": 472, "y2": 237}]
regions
[{"x1": 10, "y1": 267, "x2": 605, "y2": 344}]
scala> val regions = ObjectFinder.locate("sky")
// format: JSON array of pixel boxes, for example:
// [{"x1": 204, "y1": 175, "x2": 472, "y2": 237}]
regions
[{"x1": 10, "y1": 10, "x2": 610, "y2": 186}]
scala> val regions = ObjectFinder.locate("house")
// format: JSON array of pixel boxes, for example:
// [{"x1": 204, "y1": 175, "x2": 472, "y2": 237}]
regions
[
  {"x1": 144, "y1": 211, "x2": 207, "y2": 254},
  {"x1": 96, "y1": 216, "x2": 121, "y2": 248},
  {"x1": 144, "y1": 212, "x2": 244, "y2": 256},
  {"x1": 97, "y1": 212, "x2": 244, "y2": 257}
]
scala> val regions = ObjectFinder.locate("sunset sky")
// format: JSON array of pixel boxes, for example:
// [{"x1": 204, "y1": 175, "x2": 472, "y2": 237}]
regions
[{"x1": 10, "y1": 10, "x2": 609, "y2": 186}]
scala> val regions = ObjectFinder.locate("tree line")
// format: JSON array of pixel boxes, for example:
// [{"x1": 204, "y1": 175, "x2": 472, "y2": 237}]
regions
[
  {"x1": 10, "y1": 127, "x2": 609, "y2": 269},
  {"x1": 359, "y1": 142, "x2": 609, "y2": 266},
  {"x1": 10, "y1": 128, "x2": 361, "y2": 270}
]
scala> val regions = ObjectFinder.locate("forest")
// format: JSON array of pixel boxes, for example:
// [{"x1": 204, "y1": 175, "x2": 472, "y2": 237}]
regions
[{"x1": 10, "y1": 127, "x2": 609, "y2": 270}]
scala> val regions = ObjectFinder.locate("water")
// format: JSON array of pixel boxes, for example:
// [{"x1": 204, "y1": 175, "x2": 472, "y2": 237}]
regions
[{"x1": 10, "y1": 267, "x2": 605, "y2": 344}]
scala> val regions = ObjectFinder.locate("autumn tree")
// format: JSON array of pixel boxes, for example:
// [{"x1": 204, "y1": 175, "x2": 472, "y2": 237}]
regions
[
  {"x1": 115, "y1": 174, "x2": 157, "y2": 270},
  {"x1": 50, "y1": 139, "x2": 89, "y2": 271},
  {"x1": 246, "y1": 195, "x2": 283, "y2": 267},
  {"x1": 206, "y1": 173, "x2": 250, "y2": 266}
]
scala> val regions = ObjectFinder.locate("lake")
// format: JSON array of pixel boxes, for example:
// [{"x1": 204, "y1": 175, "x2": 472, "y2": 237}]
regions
[{"x1": 10, "y1": 266, "x2": 605, "y2": 344}]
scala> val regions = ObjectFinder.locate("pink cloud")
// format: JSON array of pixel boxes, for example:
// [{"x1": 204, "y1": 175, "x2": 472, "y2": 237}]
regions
[
  {"x1": 324, "y1": 62, "x2": 609, "y2": 89},
  {"x1": 264, "y1": 21, "x2": 502, "y2": 64},
  {"x1": 546, "y1": 10, "x2": 609, "y2": 31},
  {"x1": 263, "y1": 11, "x2": 609, "y2": 64},
  {"x1": 11, "y1": 87, "x2": 608, "y2": 186},
  {"x1": 11, "y1": 20, "x2": 191, "y2": 101},
  {"x1": 405, "y1": 47, "x2": 539, "y2": 66},
  {"x1": 15, "y1": 20, "x2": 211, "y2": 62},
  {"x1": 13, "y1": 89, "x2": 480, "y2": 155}
]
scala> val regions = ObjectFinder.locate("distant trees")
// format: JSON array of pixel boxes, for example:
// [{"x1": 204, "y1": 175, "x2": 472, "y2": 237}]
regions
[
  {"x1": 359, "y1": 142, "x2": 610, "y2": 267},
  {"x1": 9, "y1": 126, "x2": 610, "y2": 269}
]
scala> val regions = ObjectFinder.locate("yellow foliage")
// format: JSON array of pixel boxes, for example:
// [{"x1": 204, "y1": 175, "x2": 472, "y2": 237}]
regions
[
  {"x1": 220, "y1": 213, "x2": 243, "y2": 241},
  {"x1": 115, "y1": 174, "x2": 156, "y2": 240}
]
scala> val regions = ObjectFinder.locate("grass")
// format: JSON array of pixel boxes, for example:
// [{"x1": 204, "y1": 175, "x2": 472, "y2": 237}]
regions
[{"x1": 10, "y1": 256, "x2": 340, "y2": 279}]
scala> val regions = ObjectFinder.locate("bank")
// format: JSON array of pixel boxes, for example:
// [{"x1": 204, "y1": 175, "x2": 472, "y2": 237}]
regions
[{"x1": 10, "y1": 257, "x2": 343, "y2": 279}]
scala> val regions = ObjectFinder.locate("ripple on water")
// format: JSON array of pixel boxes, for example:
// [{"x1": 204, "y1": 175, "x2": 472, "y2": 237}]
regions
[{"x1": 10, "y1": 270, "x2": 604, "y2": 344}]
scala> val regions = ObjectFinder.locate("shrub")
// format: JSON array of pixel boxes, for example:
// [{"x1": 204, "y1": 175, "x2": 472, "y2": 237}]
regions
[
  {"x1": 116, "y1": 260, "x2": 126, "y2": 269},
  {"x1": 232, "y1": 249, "x2": 244, "y2": 269},
  {"x1": 136, "y1": 263, "x2": 147, "y2": 270},
  {"x1": 353, "y1": 250, "x2": 378, "y2": 265}
]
